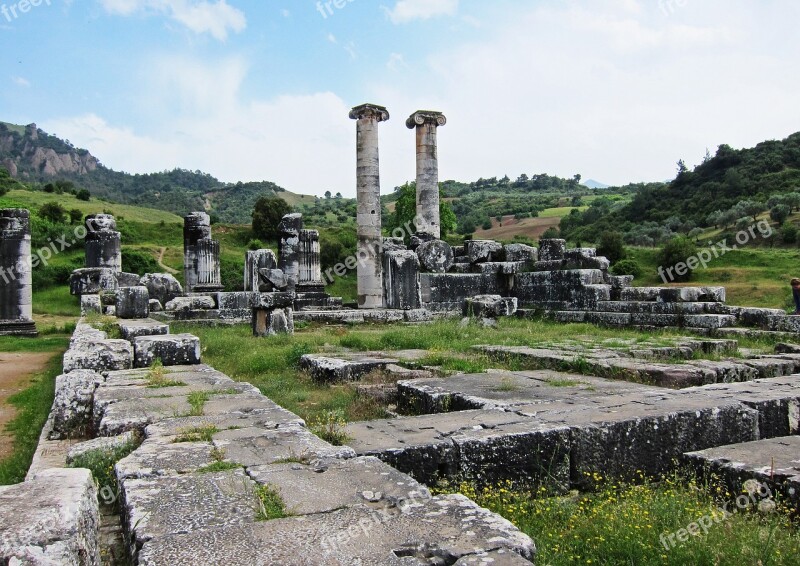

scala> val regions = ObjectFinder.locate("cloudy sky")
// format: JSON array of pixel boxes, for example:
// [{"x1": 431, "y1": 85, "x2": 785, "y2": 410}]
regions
[{"x1": 2, "y1": 0, "x2": 799, "y2": 196}]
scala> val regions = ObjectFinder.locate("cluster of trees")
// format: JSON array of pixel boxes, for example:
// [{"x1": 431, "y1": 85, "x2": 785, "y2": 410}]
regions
[
  {"x1": 384, "y1": 182, "x2": 457, "y2": 242},
  {"x1": 439, "y1": 173, "x2": 585, "y2": 198}
]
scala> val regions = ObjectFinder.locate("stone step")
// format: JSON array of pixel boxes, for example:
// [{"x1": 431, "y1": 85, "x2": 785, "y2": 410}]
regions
[
  {"x1": 682, "y1": 436, "x2": 800, "y2": 513},
  {"x1": 546, "y1": 311, "x2": 737, "y2": 330},
  {"x1": 137, "y1": 494, "x2": 535, "y2": 565},
  {"x1": 595, "y1": 301, "x2": 727, "y2": 315},
  {"x1": 0, "y1": 468, "x2": 101, "y2": 564},
  {"x1": 619, "y1": 286, "x2": 726, "y2": 303},
  {"x1": 347, "y1": 373, "x2": 800, "y2": 489}
]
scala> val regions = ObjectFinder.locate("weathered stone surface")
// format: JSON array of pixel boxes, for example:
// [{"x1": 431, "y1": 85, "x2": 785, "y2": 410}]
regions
[
  {"x1": 165, "y1": 295, "x2": 215, "y2": 312},
  {"x1": 133, "y1": 334, "x2": 201, "y2": 367},
  {"x1": 116, "y1": 286, "x2": 150, "y2": 319},
  {"x1": 248, "y1": 456, "x2": 431, "y2": 516},
  {"x1": 252, "y1": 306, "x2": 294, "y2": 337},
  {"x1": 466, "y1": 240, "x2": 503, "y2": 264},
  {"x1": 538, "y1": 239, "x2": 566, "y2": 261},
  {"x1": 80, "y1": 294, "x2": 103, "y2": 316},
  {"x1": 244, "y1": 249, "x2": 278, "y2": 292},
  {"x1": 421, "y1": 273, "x2": 505, "y2": 307},
  {"x1": 383, "y1": 250, "x2": 422, "y2": 310},
  {"x1": 214, "y1": 292, "x2": 258, "y2": 311},
  {"x1": 70, "y1": 267, "x2": 118, "y2": 296},
  {"x1": 122, "y1": 469, "x2": 258, "y2": 557},
  {"x1": 51, "y1": 369, "x2": 100, "y2": 439},
  {"x1": 63, "y1": 339, "x2": 133, "y2": 373},
  {"x1": 138, "y1": 494, "x2": 534, "y2": 565},
  {"x1": 140, "y1": 273, "x2": 183, "y2": 306},
  {"x1": 767, "y1": 315, "x2": 800, "y2": 333},
  {"x1": 463, "y1": 295, "x2": 518, "y2": 318},
  {"x1": 147, "y1": 299, "x2": 163, "y2": 313},
  {"x1": 0, "y1": 468, "x2": 101, "y2": 565},
  {"x1": 416, "y1": 240, "x2": 454, "y2": 273},
  {"x1": 259, "y1": 268, "x2": 289, "y2": 291},
  {"x1": 118, "y1": 319, "x2": 170, "y2": 340},
  {"x1": 300, "y1": 353, "x2": 399, "y2": 383},
  {"x1": 504, "y1": 243, "x2": 538, "y2": 265},
  {"x1": 256, "y1": 292, "x2": 295, "y2": 310},
  {"x1": 683, "y1": 436, "x2": 800, "y2": 512},
  {"x1": 115, "y1": 436, "x2": 219, "y2": 480},
  {"x1": 212, "y1": 424, "x2": 355, "y2": 466}
]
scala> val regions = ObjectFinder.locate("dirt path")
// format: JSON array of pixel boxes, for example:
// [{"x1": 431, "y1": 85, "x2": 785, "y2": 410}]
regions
[
  {"x1": 157, "y1": 247, "x2": 179, "y2": 275},
  {"x1": 0, "y1": 352, "x2": 57, "y2": 460}
]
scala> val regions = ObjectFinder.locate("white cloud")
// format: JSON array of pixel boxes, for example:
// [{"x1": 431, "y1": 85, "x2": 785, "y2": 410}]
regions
[
  {"x1": 281, "y1": 9, "x2": 290, "y2": 18},
  {"x1": 98, "y1": 0, "x2": 246, "y2": 40},
  {"x1": 11, "y1": 76, "x2": 31, "y2": 87},
  {"x1": 386, "y1": 53, "x2": 407, "y2": 71},
  {"x1": 385, "y1": 0, "x2": 458, "y2": 24},
  {"x1": 327, "y1": 33, "x2": 337, "y2": 44},
  {"x1": 42, "y1": 56, "x2": 354, "y2": 196}
]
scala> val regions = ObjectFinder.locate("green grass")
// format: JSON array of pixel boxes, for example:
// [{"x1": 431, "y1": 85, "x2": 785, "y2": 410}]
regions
[
  {"x1": 540, "y1": 206, "x2": 588, "y2": 218},
  {"x1": 197, "y1": 461, "x2": 242, "y2": 474},
  {"x1": 179, "y1": 318, "x2": 776, "y2": 426},
  {"x1": 2, "y1": 189, "x2": 183, "y2": 224},
  {"x1": 68, "y1": 436, "x2": 141, "y2": 505},
  {"x1": 32, "y1": 286, "x2": 81, "y2": 317},
  {"x1": 0, "y1": 334, "x2": 70, "y2": 353},
  {"x1": 444, "y1": 472, "x2": 800, "y2": 565},
  {"x1": 173, "y1": 425, "x2": 220, "y2": 443},
  {"x1": 186, "y1": 391, "x2": 211, "y2": 416},
  {"x1": 254, "y1": 484, "x2": 287, "y2": 521},
  {"x1": 626, "y1": 246, "x2": 800, "y2": 309},
  {"x1": 0, "y1": 351, "x2": 64, "y2": 484}
]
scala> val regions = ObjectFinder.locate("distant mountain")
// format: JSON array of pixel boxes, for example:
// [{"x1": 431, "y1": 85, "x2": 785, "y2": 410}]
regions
[
  {"x1": 582, "y1": 179, "x2": 610, "y2": 189},
  {"x1": 0, "y1": 121, "x2": 313, "y2": 224}
]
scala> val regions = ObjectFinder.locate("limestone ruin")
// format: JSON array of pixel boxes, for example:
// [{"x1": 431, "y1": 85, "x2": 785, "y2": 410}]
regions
[{"x1": 0, "y1": 208, "x2": 36, "y2": 336}]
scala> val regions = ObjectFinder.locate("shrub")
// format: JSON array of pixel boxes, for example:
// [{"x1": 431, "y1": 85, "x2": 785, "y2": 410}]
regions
[
  {"x1": 247, "y1": 239, "x2": 265, "y2": 251},
  {"x1": 38, "y1": 202, "x2": 66, "y2": 223},
  {"x1": 610, "y1": 259, "x2": 643, "y2": 279},
  {"x1": 122, "y1": 250, "x2": 160, "y2": 275},
  {"x1": 76, "y1": 189, "x2": 91, "y2": 201},
  {"x1": 597, "y1": 231, "x2": 627, "y2": 264},
  {"x1": 252, "y1": 197, "x2": 292, "y2": 242},
  {"x1": 658, "y1": 236, "x2": 698, "y2": 282},
  {"x1": 781, "y1": 223, "x2": 798, "y2": 245},
  {"x1": 69, "y1": 209, "x2": 83, "y2": 224}
]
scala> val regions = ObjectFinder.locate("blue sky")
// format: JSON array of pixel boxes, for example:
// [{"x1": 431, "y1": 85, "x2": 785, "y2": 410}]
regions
[{"x1": 2, "y1": 0, "x2": 799, "y2": 197}]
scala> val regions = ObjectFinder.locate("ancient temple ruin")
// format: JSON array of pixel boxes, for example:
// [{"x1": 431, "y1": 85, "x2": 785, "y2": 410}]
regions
[
  {"x1": 183, "y1": 212, "x2": 222, "y2": 293},
  {"x1": 0, "y1": 208, "x2": 36, "y2": 336}
]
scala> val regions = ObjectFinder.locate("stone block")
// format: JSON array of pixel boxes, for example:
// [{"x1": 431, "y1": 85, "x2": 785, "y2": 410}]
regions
[
  {"x1": 118, "y1": 319, "x2": 170, "y2": 341},
  {"x1": 244, "y1": 249, "x2": 277, "y2": 292},
  {"x1": 416, "y1": 240, "x2": 454, "y2": 273},
  {"x1": 463, "y1": 295, "x2": 518, "y2": 318},
  {"x1": 70, "y1": 268, "x2": 118, "y2": 296},
  {"x1": 80, "y1": 294, "x2": 102, "y2": 316},
  {"x1": 256, "y1": 292, "x2": 295, "y2": 310},
  {"x1": 63, "y1": 339, "x2": 133, "y2": 373},
  {"x1": 383, "y1": 250, "x2": 422, "y2": 310},
  {"x1": 466, "y1": 239, "x2": 503, "y2": 263},
  {"x1": 214, "y1": 292, "x2": 258, "y2": 311},
  {"x1": 133, "y1": 334, "x2": 202, "y2": 368},
  {"x1": 116, "y1": 286, "x2": 150, "y2": 319},
  {"x1": 538, "y1": 239, "x2": 567, "y2": 261},
  {"x1": 0, "y1": 468, "x2": 101, "y2": 565},
  {"x1": 117, "y1": 272, "x2": 142, "y2": 288},
  {"x1": 252, "y1": 307, "x2": 294, "y2": 337},
  {"x1": 729, "y1": 307, "x2": 787, "y2": 328},
  {"x1": 300, "y1": 353, "x2": 398, "y2": 383},
  {"x1": 67, "y1": 431, "x2": 139, "y2": 465},
  {"x1": 148, "y1": 299, "x2": 163, "y2": 312},
  {"x1": 165, "y1": 295, "x2": 215, "y2": 312},
  {"x1": 258, "y1": 268, "x2": 289, "y2": 292},
  {"x1": 50, "y1": 369, "x2": 100, "y2": 439},
  {"x1": 504, "y1": 243, "x2": 538, "y2": 264},
  {"x1": 140, "y1": 273, "x2": 183, "y2": 306}
]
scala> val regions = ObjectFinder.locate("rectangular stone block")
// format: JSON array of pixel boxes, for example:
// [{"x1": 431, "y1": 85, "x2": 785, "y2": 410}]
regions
[
  {"x1": 383, "y1": 250, "x2": 422, "y2": 310},
  {"x1": 133, "y1": 334, "x2": 201, "y2": 368},
  {"x1": 119, "y1": 319, "x2": 170, "y2": 341},
  {"x1": 420, "y1": 273, "x2": 505, "y2": 305},
  {"x1": 116, "y1": 286, "x2": 150, "y2": 319}
]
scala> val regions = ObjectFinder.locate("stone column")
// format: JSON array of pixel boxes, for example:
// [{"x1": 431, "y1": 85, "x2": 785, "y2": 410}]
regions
[
  {"x1": 298, "y1": 229, "x2": 324, "y2": 293},
  {"x1": 244, "y1": 249, "x2": 277, "y2": 292},
  {"x1": 407, "y1": 111, "x2": 447, "y2": 239},
  {"x1": 350, "y1": 103, "x2": 389, "y2": 309},
  {"x1": 183, "y1": 213, "x2": 222, "y2": 293},
  {"x1": 0, "y1": 209, "x2": 36, "y2": 336},
  {"x1": 278, "y1": 213, "x2": 303, "y2": 293},
  {"x1": 84, "y1": 214, "x2": 121, "y2": 273}
]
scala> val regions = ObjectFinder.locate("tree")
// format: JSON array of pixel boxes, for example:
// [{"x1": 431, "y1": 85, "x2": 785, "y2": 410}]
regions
[
  {"x1": 706, "y1": 210, "x2": 723, "y2": 228},
  {"x1": 737, "y1": 200, "x2": 766, "y2": 222},
  {"x1": 69, "y1": 209, "x2": 83, "y2": 224},
  {"x1": 785, "y1": 192, "x2": 800, "y2": 212},
  {"x1": 688, "y1": 227, "x2": 704, "y2": 242},
  {"x1": 386, "y1": 182, "x2": 457, "y2": 240},
  {"x1": 324, "y1": 190, "x2": 332, "y2": 199},
  {"x1": 540, "y1": 227, "x2": 560, "y2": 240},
  {"x1": 770, "y1": 204, "x2": 791, "y2": 225},
  {"x1": 781, "y1": 223, "x2": 798, "y2": 245},
  {"x1": 38, "y1": 202, "x2": 66, "y2": 224},
  {"x1": 335, "y1": 192, "x2": 343, "y2": 199},
  {"x1": 597, "y1": 231, "x2": 626, "y2": 264},
  {"x1": 76, "y1": 189, "x2": 91, "y2": 201},
  {"x1": 252, "y1": 197, "x2": 292, "y2": 241},
  {"x1": 659, "y1": 236, "x2": 698, "y2": 283}
]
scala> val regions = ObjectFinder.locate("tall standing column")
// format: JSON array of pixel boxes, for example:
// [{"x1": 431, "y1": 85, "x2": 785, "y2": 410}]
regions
[
  {"x1": 84, "y1": 214, "x2": 122, "y2": 273},
  {"x1": 350, "y1": 103, "x2": 389, "y2": 309},
  {"x1": 407, "y1": 111, "x2": 447, "y2": 239},
  {"x1": 183, "y1": 212, "x2": 222, "y2": 293},
  {"x1": 0, "y1": 209, "x2": 36, "y2": 336}
]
